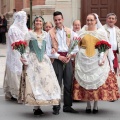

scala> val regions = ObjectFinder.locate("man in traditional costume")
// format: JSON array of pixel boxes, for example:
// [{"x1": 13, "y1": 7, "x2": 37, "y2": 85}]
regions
[
  {"x1": 104, "y1": 13, "x2": 120, "y2": 74},
  {"x1": 46, "y1": 11, "x2": 79, "y2": 115}
]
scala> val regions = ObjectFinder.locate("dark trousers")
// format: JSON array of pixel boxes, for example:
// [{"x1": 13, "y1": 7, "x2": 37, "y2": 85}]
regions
[
  {"x1": 53, "y1": 59, "x2": 73, "y2": 109},
  {"x1": 0, "y1": 32, "x2": 6, "y2": 43}
]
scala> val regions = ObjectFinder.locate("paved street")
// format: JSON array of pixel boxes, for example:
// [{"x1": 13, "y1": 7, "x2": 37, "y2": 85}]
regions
[{"x1": 0, "y1": 43, "x2": 120, "y2": 120}]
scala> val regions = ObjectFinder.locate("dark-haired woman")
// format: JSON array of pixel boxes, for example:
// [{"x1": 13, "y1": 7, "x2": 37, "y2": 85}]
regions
[{"x1": 21, "y1": 16, "x2": 61, "y2": 115}]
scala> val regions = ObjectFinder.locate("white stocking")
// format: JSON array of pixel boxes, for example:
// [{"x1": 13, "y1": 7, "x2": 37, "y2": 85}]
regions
[
  {"x1": 93, "y1": 101, "x2": 98, "y2": 109},
  {"x1": 87, "y1": 101, "x2": 91, "y2": 109}
]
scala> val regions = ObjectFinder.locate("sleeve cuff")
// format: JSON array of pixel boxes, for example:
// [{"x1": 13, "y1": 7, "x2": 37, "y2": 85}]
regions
[
  {"x1": 54, "y1": 53, "x2": 60, "y2": 59},
  {"x1": 70, "y1": 52, "x2": 74, "y2": 55}
]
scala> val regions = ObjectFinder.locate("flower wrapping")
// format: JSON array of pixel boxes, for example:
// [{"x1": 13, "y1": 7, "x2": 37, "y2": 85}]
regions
[
  {"x1": 63, "y1": 37, "x2": 81, "y2": 69},
  {"x1": 95, "y1": 40, "x2": 111, "y2": 64}
]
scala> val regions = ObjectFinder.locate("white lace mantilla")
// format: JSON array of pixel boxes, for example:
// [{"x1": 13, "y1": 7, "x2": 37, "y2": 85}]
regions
[
  {"x1": 75, "y1": 49, "x2": 110, "y2": 90},
  {"x1": 6, "y1": 26, "x2": 26, "y2": 75}
]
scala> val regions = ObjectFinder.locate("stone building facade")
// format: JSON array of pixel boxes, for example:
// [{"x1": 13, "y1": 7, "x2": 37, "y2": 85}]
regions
[
  {"x1": 0, "y1": 0, "x2": 80, "y2": 27},
  {"x1": 1, "y1": 0, "x2": 119, "y2": 28}
]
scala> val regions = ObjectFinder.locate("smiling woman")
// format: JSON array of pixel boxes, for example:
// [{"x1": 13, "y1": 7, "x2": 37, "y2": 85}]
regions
[
  {"x1": 74, "y1": 13, "x2": 119, "y2": 114},
  {"x1": 19, "y1": 16, "x2": 61, "y2": 116}
]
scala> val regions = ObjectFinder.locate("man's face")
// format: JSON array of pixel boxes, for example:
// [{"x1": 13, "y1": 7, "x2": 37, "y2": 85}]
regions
[
  {"x1": 53, "y1": 15, "x2": 64, "y2": 28},
  {"x1": 73, "y1": 20, "x2": 81, "y2": 32},
  {"x1": 106, "y1": 15, "x2": 117, "y2": 27}
]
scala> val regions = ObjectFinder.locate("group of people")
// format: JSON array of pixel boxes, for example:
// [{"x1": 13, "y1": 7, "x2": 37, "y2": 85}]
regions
[{"x1": 3, "y1": 10, "x2": 120, "y2": 116}]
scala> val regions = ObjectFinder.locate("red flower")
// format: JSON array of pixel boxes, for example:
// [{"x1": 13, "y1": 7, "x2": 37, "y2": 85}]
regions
[
  {"x1": 95, "y1": 40, "x2": 111, "y2": 53},
  {"x1": 11, "y1": 40, "x2": 27, "y2": 55}
]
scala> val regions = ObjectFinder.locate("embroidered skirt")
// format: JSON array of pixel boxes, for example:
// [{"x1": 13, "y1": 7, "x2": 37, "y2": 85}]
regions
[{"x1": 73, "y1": 71, "x2": 119, "y2": 101}]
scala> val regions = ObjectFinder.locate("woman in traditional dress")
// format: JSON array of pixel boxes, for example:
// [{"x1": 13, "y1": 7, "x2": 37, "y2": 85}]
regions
[
  {"x1": 21, "y1": 16, "x2": 61, "y2": 115},
  {"x1": 3, "y1": 11, "x2": 28, "y2": 101},
  {"x1": 74, "y1": 13, "x2": 119, "y2": 114}
]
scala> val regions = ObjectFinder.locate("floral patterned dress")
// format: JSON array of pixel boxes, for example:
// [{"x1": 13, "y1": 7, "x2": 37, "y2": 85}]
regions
[{"x1": 19, "y1": 30, "x2": 61, "y2": 106}]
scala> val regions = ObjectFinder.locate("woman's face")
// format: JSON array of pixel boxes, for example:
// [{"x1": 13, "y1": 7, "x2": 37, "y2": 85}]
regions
[
  {"x1": 44, "y1": 23, "x2": 53, "y2": 32},
  {"x1": 34, "y1": 18, "x2": 43, "y2": 30},
  {"x1": 86, "y1": 15, "x2": 96, "y2": 28}
]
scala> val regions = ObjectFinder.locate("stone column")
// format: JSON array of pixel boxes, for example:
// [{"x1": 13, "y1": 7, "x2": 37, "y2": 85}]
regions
[
  {"x1": 71, "y1": 0, "x2": 81, "y2": 22},
  {"x1": 0, "y1": 0, "x2": 1, "y2": 14},
  {"x1": 55, "y1": 0, "x2": 72, "y2": 27},
  {"x1": 10, "y1": 0, "x2": 15, "y2": 11}
]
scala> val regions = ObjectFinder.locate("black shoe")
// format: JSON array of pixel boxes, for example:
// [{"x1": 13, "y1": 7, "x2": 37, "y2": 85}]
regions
[
  {"x1": 63, "y1": 107, "x2": 78, "y2": 113},
  {"x1": 86, "y1": 108, "x2": 91, "y2": 113},
  {"x1": 11, "y1": 97, "x2": 17, "y2": 101},
  {"x1": 109, "y1": 100, "x2": 116, "y2": 102},
  {"x1": 38, "y1": 109, "x2": 44, "y2": 115},
  {"x1": 33, "y1": 109, "x2": 44, "y2": 115},
  {"x1": 93, "y1": 109, "x2": 98, "y2": 114},
  {"x1": 53, "y1": 105, "x2": 60, "y2": 115},
  {"x1": 53, "y1": 109, "x2": 59, "y2": 115},
  {"x1": 73, "y1": 100, "x2": 80, "y2": 102}
]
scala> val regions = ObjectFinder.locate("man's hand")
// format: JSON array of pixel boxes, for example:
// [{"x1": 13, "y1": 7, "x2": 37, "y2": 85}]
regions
[
  {"x1": 58, "y1": 55, "x2": 68, "y2": 63},
  {"x1": 65, "y1": 54, "x2": 72, "y2": 63}
]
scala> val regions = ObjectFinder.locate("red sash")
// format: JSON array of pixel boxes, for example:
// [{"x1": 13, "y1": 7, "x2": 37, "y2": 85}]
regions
[
  {"x1": 113, "y1": 50, "x2": 119, "y2": 68},
  {"x1": 58, "y1": 52, "x2": 67, "y2": 57}
]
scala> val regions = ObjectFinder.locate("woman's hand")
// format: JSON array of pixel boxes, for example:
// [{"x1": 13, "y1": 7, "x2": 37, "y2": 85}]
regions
[
  {"x1": 51, "y1": 48, "x2": 56, "y2": 54},
  {"x1": 99, "y1": 61, "x2": 104, "y2": 66},
  {"x1": 20, "y1": 57, "x2": 28, "y2": 66},
  {"x1": 98, "y1": 55, "x2": 106, "y2": 66}
]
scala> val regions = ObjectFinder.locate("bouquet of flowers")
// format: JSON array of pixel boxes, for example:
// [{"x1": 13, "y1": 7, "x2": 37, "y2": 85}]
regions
[
  {"x1": 11, "y1": 40, "x2": 28, "y2": 65},
  {"x1": 95, "y1": 40, "x2": 111, "y2": 64},
  {"x1": 11, "y1": 40, "x2": 27, "y2": 55},
  {"x1": 63, "y1": 37, "x2": 81, "y2": 69}
]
